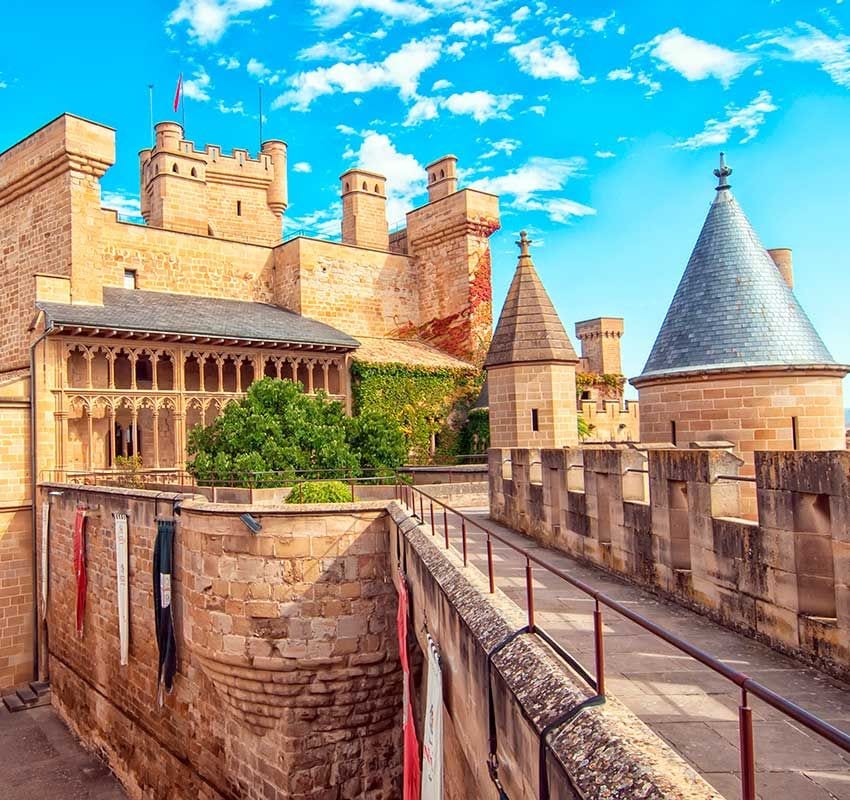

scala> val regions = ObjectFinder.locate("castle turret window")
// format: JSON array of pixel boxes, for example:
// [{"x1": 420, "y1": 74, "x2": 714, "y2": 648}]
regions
[
  {"x1": 237, "y1": 200, "x2": 242, "y2": 216},
  {"x1": 531, "y1": 408, "x2": 539, "y2": 432}
]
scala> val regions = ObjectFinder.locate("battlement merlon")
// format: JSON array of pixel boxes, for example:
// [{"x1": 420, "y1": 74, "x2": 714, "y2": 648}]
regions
[{"x1": 0, "y1": 113, "x2": 115, "y2": 207}]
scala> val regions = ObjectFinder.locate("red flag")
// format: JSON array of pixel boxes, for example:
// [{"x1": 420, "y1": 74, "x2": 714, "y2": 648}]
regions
[{"x1": 173, "y1": 74, "x2": 183, "y2": 112}]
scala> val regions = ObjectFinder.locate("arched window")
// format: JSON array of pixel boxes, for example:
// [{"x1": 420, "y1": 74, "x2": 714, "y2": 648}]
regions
[
  {"x1": 172, "y1": 163, "x2": 179, "y2": 173},
  {"x1": 344, "y1": 181, "x2": 350, "y2": 191},
  {"x1": 430, "y1": 172, "x2": 436, "y2": 183},
  {"x1": 440, "y1": 169, "x2": 445, "y2": 178},
  {"x1": 374, "y1": 184, "x2": 380, "y2": 193},
  {"x1": 362, "y1": 181, "x2": 367, "y2": 190},
  {"x1": 190, "y1": 167, "x2": 198, "y2": 177}
]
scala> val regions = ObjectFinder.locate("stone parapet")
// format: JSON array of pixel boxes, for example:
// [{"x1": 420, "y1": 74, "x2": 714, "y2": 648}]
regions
[{"x1": 490, "y1": 446, "x2": 850, "y2": 679}]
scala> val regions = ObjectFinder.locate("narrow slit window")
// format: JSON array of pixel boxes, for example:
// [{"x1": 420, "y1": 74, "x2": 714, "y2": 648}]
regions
[
  {"x1": 236, "y1": 200, "x2": 242, "y2": 216},
  {"x1": 531, "y1": 408, "x2": 539, "y2": 432},
  {"x1": 791, "y1": 416, "x2": 799, "y2": 450},
  {"x1": 670, "y1": 420, "x2": 677, "y2": 446},
  {"x1": 123, "y1": 269, "x2": 137, "y2": 289}
]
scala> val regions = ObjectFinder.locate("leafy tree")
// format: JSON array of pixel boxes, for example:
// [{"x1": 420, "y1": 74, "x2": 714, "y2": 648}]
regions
[
  {"x1": 187, "y1": 378, "x2": 406, "y2": 486},
  {"x1": 286, "y1": 480, "x2": 352, "y2": 504}
]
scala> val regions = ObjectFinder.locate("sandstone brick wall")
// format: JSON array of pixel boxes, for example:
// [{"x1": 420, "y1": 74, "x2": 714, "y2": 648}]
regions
[
  {"x1": 405, "y1": 189, "x2": 499, "y2": 364},
  {"x1": 490, "y1": 446, "x2": 850, "y2": 680},
  {"x1": 489, "y1": 363, "x2": 578, "y2": 448},
  {"x1": 580, "y1": 399, "x2": 640, "y2": 443},
  {"x1": 389, "y1": 503, "x2": 722, "y2": 800},
  {"x1": 274, "y1": 237, "x2": 419, "y2": 337},
  {"x1": 575, "y1": 317, "x2": 623, "y2": 375},
  {"x1": 42, "y1": 484, "x2": 402, "y2": 799},
  {"x1": 637, "y1": 372, "x2": 846, "y2": 470}
]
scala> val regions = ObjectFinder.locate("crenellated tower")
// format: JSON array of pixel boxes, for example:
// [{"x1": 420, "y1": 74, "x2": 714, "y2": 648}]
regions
[{"x1": 139, "y1": 121, "x2": 287, "y2": 245}]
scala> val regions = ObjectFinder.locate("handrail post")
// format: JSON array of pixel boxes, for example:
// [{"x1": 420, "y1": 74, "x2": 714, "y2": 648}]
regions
[
  {"x1": 429, "y1": 502, "x2": 435, "y2": 534},
  {"x1": 593, "y1": 599, "x2": 606, "y2": 698},
  {"x1": 419, "y1": 494, "x2": 424, "y2": 522},
  {"x1": 525, "y1": 557, "x2": 535, "y2": 633},
  {"x1": 443, "y1": 508, "x2": 449, "y2": 549},
  {"x1": 739, "y1": 688, "x2": 756, "y2": 800},
  {"x1": 461, "y1": 518, "x2": 468, "y2": 567},
  {"x1": 486, "y1": 534, "x2": 495, "y2": 593}
]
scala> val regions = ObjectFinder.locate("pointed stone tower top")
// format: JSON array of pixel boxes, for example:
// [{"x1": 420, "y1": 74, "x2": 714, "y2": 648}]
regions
[{"x1": 484, "y1": 231, "x2": 578, "y2": 368}]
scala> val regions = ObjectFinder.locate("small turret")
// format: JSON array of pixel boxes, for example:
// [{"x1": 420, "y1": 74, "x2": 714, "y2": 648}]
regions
[
  {"x1": 425, "y1": 155, "x2": 458, "y2": 202},
  {"x1": 340, "y1": 169, "x2": 389, "y2": 250}
]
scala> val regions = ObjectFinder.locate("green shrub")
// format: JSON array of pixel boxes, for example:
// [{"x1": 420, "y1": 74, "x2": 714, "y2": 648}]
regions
[{"x1": 286, "y1": 480, "x2": 352, "y2": 504}]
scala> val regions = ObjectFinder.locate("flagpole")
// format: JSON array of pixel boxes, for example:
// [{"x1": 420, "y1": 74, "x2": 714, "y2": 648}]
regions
[
  {"x1": 148, "y1": 85, "x2": 155, "y2": 146},
  {"x1": 258, "y1": 85, "x2": 263, "y2": 149},
  {"x1": 181, "y1": 85, "x2": 186, "y2": 132}
]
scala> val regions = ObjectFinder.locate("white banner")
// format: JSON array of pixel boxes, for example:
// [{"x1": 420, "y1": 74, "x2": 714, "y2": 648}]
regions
[
  {"x1": 115, "y1": 513, "x2": 129, "y2": 666},
  {"x1": 421, "y1": 634, "x2": 443, "y2": 800},
  {"x1": 41, "y1": 502, "x2": 50, "y2": 620}
]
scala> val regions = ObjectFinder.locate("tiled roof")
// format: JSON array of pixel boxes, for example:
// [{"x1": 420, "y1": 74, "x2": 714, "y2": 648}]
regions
[
  {"x1": 353, "y1": 337, "x2": 475, "y2": 370},
  {"x1": 38, "y1": 288, "x2": 359, "y2": 349},
  {"x1": 484, "y1": 232, "x2": 578, "y2": 368},
  {"x1": 637, "y1": 180, "x2": 837, "y2": 380}
]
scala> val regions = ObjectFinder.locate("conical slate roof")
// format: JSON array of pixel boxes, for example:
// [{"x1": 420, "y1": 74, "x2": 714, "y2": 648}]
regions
[
  {"x1": 636, "y1": 155, "x2": 836, "y2": 381},
  {"x1": 484, "y1": 231, "x2": 578, "y2": 367}
]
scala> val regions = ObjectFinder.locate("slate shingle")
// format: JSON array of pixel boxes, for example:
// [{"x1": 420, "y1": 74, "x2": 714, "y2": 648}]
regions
[{"x1": 637, "y1": 186, "x2": 835, "y2": 379}]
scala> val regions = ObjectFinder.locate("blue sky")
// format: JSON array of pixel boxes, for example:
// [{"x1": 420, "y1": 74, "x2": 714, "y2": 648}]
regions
[{"x1": 2, "y1": 0, "x2": 849, "y2": 397}]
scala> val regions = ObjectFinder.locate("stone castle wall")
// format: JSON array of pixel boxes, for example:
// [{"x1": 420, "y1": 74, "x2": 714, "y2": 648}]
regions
[
  {"x1": 41, "y1": 484, "x2": 401, "y2": 799},
  {"x1": 490, "y1": 446, "x2": 850, "y2": 680}
]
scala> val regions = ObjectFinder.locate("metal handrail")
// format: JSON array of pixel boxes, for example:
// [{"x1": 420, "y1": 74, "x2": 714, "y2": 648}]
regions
[{"x1": 393, "y1": 481, "x2": 850, "y2": 800}]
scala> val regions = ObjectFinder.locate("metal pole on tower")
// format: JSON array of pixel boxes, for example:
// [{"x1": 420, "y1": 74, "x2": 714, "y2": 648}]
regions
[
  {"x1": 259, "y1": 85, "x2": 263, "y2": 149},
  {"x1": 182, "y1": 86, "x2": 186, "y2": 132},
  {"x1": 148, "y1": 85, "x2": 154, "y2": 146}
]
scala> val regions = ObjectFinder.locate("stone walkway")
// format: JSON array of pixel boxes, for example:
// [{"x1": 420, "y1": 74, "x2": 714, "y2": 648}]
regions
[
  {"x1": 0, "y1": 703, "x2": 125, "y2": 799},
  {"x1": 443, "y1": 506, "x2": 850, "y2": 800}
]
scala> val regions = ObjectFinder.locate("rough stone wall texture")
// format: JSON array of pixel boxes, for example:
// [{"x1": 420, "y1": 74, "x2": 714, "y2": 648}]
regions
[
  {"x1": 274, "y1": 238, "x2": 418, "y2": 337},
  {"x1": 579, "y1": 399, "x2": 640, "y2": 443},
  {"x1": 575, "y1": 318, "x2": 624, "y2": 375},
  {"x1": 490, "y1": 446, "x2": 850, "y2": 680},
  {"x1": 405, "y1": 189, "x2": 499, "y2": 364},
  {"x1": 42, "y1": 484, "x2": 402, "y2": 799},
  {"x1": 388, "y1": 503, "x2": 722, "y2": 800},
  {"x1": 489, "y1": 363, "x2": 578, "y2": 449}
]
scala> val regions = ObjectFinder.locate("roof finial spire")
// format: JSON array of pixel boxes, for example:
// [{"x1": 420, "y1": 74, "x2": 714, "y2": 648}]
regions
[
  {"x1": 713, "y1": 151, "x2": 732, "y2": 191},
  {"x1": 517, "y1": 229, "x2": 532, "y2": 257}
]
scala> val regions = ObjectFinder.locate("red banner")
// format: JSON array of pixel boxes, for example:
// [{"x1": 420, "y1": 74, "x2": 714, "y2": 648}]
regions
[
  {"x1": 397, "y1": 571, "x2": 421, "y2": 800},
  {"x1": 73, "y1": 507, "x2": 87, "y2": 636}
]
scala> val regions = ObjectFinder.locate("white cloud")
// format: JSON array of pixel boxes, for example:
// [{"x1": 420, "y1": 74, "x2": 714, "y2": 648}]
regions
[
  {"x1": 449, "y1": 19, "x2": 490, "y2": 37},
  {"x1": 404, "y1": 96, "x2": 440, "y2": 125},
  {"x1": 101, "y1": 189, "x2": 143, "y2": 221},
  {"x1": 310, "y1": 0, "x2": 431, "y2": 28},
  {"x1": 167, "y1": 0, "x2": 272, "y2": 45},
  {"x1": 509, "y1": 37, "x2": 581, "y2": 80},
  {"x1": 607, "y1": 67, "x2": 633, "y2": 80},
  {"x1": 0, "y1": 81, "x2": 6, "y2": 90},
  {"x1": 345, "y1": 131, "x2": 425, "y2": 220},
  {"x1": 293, "y1": 161, "x2": 313, "y2": 172},
  {"x1": 217, "y1": 99, "x2": 245, "y2": 113},
  {"x1": 288, "y1": 201, "x2": 343, "y2": 238},
  {"x1": 595, "y1": 150, "x2": 615, "y2": 158},
  {"x1": 617, "y1": 24, "x2": 626, "y2": 35},
  {"x1": 750, "y1": 22, "x2": 850, "y2": 87},
  {"x1": 493, "y1": 26, "x2": 517, "y2": 44},
  {"x1": 590, "y1": 12, "x2": 615, "y2": 33},
  {"x1": 511, "y1": 5, "x2": 530, "y2": 22},
  {"x1": 337, "y1": 123, "x2": 358, "y2": 135},
  {"x1": 297, "y1": 40, "x2": 364, "y2": 61},
  {"x1": 674, "y1": 90, "x2": 778, "y2": 150},
  {"x1": 446, "y1": 41, "x2": 467, "y2": 58},
  {"x1": 443, "y1": 91, "x2": 522, "y2": 121},
  {"x1": 470, "y1": 156, "x2": 594, "y2": 222},
  {"x1": 183, "y1": 67, "x2": 212, "y2": 101},
  {"x1": 606, "y1": 66, "x2": 661, "y2": 96},
  {"x1": 217, "y1": 55, "x2": 240, "y2": 69},
  {"x1": 634, "y1": 28, "x2": 756, "y2": 85},
  {"x1": 247, "y1": 57, "x2": 278, "y2": 83},
  {"x1": 404, "y1": 91, "x2": 522, "y2": 125},
  {"x1": 431, "y1": 78, "x2": 453, "y2": 90},
  {"x1": 528, "y1": 104, "x2": 546, "y2": 115},
  {"x1": 480, "y1": 137, "x2": 522, "y2": 158},
  {"x1": 273, "y1": 36, "x2": 443, "y2": 110}
]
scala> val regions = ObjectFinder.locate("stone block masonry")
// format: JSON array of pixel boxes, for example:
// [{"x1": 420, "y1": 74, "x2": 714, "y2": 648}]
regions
[
  {"x1": 491, "y1": 446, "x2": 850, "y2": 680},
  {"x1": 41, "y1": 484, "x2": 401, "y2": 799}
]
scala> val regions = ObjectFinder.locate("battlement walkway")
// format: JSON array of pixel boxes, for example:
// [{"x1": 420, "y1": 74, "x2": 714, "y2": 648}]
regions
[{"x1": 453, "y1": 505, "x2": 850, "y2": 799}]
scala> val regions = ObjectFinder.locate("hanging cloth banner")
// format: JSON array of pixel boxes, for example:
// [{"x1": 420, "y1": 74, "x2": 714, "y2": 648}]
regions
[
  {"x1": 153, "y1": 518, "x2": 177, "y2": 705},
  {"x1": 73, "y1": 506, "x2": 87, "y2": 636},
  {"x1": 41, "y1": 501, "x2": 50, "y2": 621},
  {"x1": 397, "y1": 570, "x2": 421, "y2": 800},
  {"x1": 421, "y1": 634, "x2": 443, "y2": 800},
  {"x1": 115, "y1": 513, "x2": 130, "y2": 666}
]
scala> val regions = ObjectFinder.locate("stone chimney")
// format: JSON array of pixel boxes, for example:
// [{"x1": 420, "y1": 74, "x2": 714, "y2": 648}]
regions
[
  {"x1": 425, "y1": 155, "x2": 458, "y2": 202},
  {"x1": 767, "y1": 248, "x2": 793, "y2": 289},
  {"x1": 340, "y1": 169, "x2": 389, "y2": 250}
]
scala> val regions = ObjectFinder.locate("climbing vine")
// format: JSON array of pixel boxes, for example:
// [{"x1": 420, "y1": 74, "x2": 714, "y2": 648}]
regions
[
  {"x1": 351, "y1": 361, "x2": 482, "y2": 463},
  {"x1": 576, "y1": 372, "x2": 626, "y2": 399}
]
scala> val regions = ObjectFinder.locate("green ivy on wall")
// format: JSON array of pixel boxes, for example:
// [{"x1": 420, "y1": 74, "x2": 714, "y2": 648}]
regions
[
  {"x1": 351, "y1": 361, "x2": 482, "y2": 464},
  {"x1": 458, "y1": 407, "x2": 490, "y2": 454},
  {"x1": 576, "y1": 372, "x2": 626, "y2": 399}
]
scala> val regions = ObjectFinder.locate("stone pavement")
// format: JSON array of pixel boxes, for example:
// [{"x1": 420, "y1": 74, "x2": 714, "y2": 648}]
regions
[
  {"x1": 0, "y1": 702, "x2": 126, "y2": 799},
  {"x1": 445, "y1": 505, "x2": 850, "y2": 800}
]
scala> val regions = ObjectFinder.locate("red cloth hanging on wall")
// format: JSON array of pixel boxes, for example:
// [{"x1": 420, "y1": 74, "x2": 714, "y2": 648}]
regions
[
  {"x1": 397, "y1": 571, "x2": 421, "y2": 800},
  {"x1": 73, "y1": 507, "x2": 87, "y2": 636}
]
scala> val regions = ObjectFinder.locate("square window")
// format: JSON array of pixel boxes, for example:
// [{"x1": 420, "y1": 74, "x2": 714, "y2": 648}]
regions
[{"x1": 123, "y1": 269, "x2": 137, "y2": 290}]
